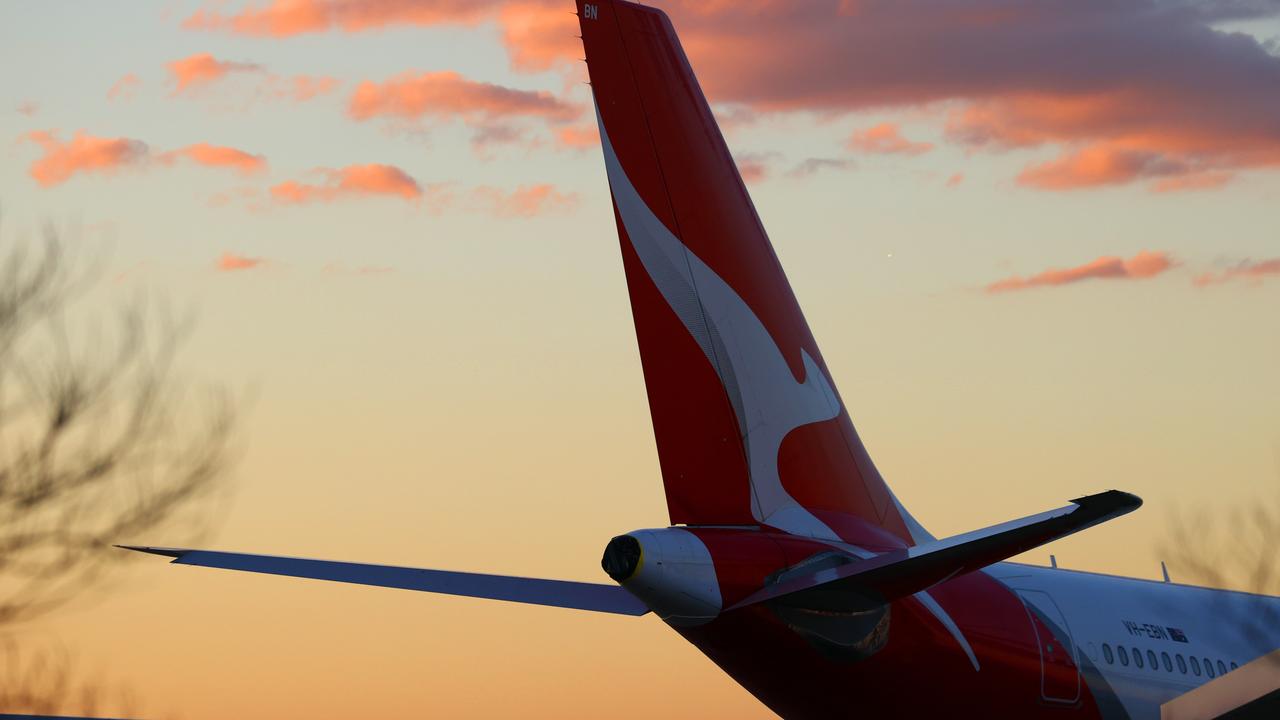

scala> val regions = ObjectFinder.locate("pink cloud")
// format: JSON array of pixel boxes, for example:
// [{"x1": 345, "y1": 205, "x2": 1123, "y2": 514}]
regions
[
  {"x1": 256, "y1": 74, "x2": 343, "y2": 103},
  {"x1": 1151, "y1": 171, "x2": 1233, "y2": 193},
  {"x1": 25, "y1": 130, "x2": 149, "y2": 187},
  {"x1": 848, "y1": 123, "x2": 934, "y2": 155},
  {"x1": 181, "y1": 1, "x2": 1280, "y2": 189},
  {"x1": 107, "y1": 73, "x2": 142, "y2": 101},
  {"x1": 168, "y1": 52, "x2": 261, "y2": 93},
  {"x1": 734, "y1": 153, "x2": 777, "y2": 184},
  {"x1": 496, "y1": 2, "x2": 581, "y2": 72},
  {"x1": 348, "y1": 70, "x2": 579, "y2": 124},
  {"x1": 1194, "y1": 258, "x2": 1280, "y2": 287},
  {"x1": 271, "y1": 164, "x2": 423, "y2": 204},
  {"x1": 472, "y1": 183, "x2": 578, "y2": 217},
  {"x1": 348, "y1": 70, "x2": 579, "y2": 152},
  {"x1": 25, "y1": 131, "x2": 266, "y2": 187},
  {"x1": 787, "y1": 157, "x2": 854, "y2": 178},
  {"x1": 946, "y1": 172, "x2": 964, "y2": 187},
  {"x1": 159, "y1": 143, "x2": 267, "y2": 175},
  {"x1": 1016, "y1": 141, "x2": 1207, "y2": 190},
  {"x1": 217, "y1": 252, "x2": 266, "y2": 272},
  {"x1": 161, "y1": 52, "x2": 338, "y2": 105},
  {"x1": 15, "y1": 101, "x2": 38, "y2": 117},
  {"x1": 284, "y1": 75, "x2": 340, "y2": 101},
  {"x1": 986, "y1": 250, "x2": 1176, "y2": 293},
  {"x1": 183, "y1": 0, "x2": 499, "y2": 38},
  {"x1": 182, "y1": 1, "x2": 577, "y2": 72},
  {"x1": 556, "y1": 125, "x2": 599, "y2": 150}
]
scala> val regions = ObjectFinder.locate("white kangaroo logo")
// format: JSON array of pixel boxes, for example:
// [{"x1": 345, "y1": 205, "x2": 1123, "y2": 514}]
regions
[{"x1": 598, "y1": 111, "x2": 842, "y2": 542}]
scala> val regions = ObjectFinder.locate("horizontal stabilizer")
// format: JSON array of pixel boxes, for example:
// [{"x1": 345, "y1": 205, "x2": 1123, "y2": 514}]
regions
[
  {"x1": 729, "y1": 489, "x2": 1141, "y2": 612},
  {"x1": 117, "y1": 546, "x2": 650, "y2": 616}
]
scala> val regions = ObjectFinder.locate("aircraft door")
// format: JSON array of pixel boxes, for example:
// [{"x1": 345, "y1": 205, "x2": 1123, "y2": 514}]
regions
[{"x1": 1017, "y1": 589, "x2": 1081, "y2": 704}]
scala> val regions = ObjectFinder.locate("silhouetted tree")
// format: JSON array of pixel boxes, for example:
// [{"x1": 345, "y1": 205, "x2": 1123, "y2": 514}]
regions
[
  {"x1": 0, "y1": 224, "x2": 236, "y2": 715},
  {"x1": 1159, "y1": 475, "x2": 1280, "y2": 664},
  {"x1": 0, "y1": 637, "x2": 138, "y2": 716}
]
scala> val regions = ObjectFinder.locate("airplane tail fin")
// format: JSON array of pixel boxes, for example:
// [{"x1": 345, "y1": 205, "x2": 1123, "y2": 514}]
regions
[{"x1": 579, "y1": 1, "x2": 928, "y2": 546}]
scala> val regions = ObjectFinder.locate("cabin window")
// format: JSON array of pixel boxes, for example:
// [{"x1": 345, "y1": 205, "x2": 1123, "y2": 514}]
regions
[
  {"x1": 1162, "y1": 652, "x2": 1173, "y2": 672},
  {"x1": 1190, "y1": 656, "x2": 1201, "y2": 676},
  {"x1": 1102, "y1": 643, "x2": 1114, "y2": 664},
  {"x1": 1134, "y1": 649, "x2": 1144, "y2": 668},
  {"x1": 1147, "y1": 650, "x2": 1159, "y2": 671},
  {"x1": 1177, "y1": 654, "x2": 1188, "y2": 674},
  {"x1": 1204, "y1": 658, "x2": 1215, "y2": 678},
  {"x1": 1118, "y1": 646, "x2": 1130, "y2": 666},
  {"x1": 1230, "y1": 661, "x2": 1238, "y2": 671},
  {"x1": 1217, "y1": 660, "x2": 1227, "y2": 676}
]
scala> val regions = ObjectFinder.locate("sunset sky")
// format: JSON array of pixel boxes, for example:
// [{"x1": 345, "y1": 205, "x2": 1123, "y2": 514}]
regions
[{"x1": 3, "y1": 1, "x2": 1279, "y2": 717}]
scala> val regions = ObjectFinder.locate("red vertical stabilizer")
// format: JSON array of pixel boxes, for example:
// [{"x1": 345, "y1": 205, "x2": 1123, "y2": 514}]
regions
[{"x1": 579, "y1": 0, "x2": 926, "y2": 547}]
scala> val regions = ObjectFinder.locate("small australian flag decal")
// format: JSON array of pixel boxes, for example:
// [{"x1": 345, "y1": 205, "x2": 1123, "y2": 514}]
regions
[{"x1": 1167, "y1": 627, "x2": 1189, "y2": 643}]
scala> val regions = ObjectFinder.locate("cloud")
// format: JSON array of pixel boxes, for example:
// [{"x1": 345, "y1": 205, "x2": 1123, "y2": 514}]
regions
[
  {"x1": 1016, "y1": 143, "x2": 1191, "y2": 190},
  {"x1": 472, "y1": 183, "x2": 578, "y2": 217},
  {"x1": 25, "y1": 130, "x2": 150, "y2": 187},
  {"x1": 253, "y1": 74, "x2": 342, "y2": 103},
  {"x1": 162, "y1": 53, "x2": 338, "y2": 105},
  {"x1": 183, "y1": 0, "x2": 499, "y2": 38},
  {"x1": 159, "y1": 143, "x2": 267, "y2": 175},
  {"x1": 107, "y1": 73, "x2": 141, "y2": 101},
  {"x1": 848, "y1": 123, "x2": 933, "y2": 155},
  {"x1": 1015, "y1": 148, "x2": 1232, "y2": 193},
  {"x1": 986, "y1": 250, "x2": 1176, "y2": 293},
  {"x1": 1152, "y1": 171, "x2": 1233, "y2": 193},
  {"x1": 1193, "y1": 258, "x2": 1280, "y2": 287},
  {"x1": 713, "y1": 104, "x2": 762, "y2": 132},
  {"x1": 496, "y1": 2, "x2": 582, "y2": 72},
  {"x1": 181, "y1": 0, "x2": 577, "y2": 72},
  {"x1": 268, "y1": 170, "x2": 576, "y2": 216},
  {"x1": 24, "y1": 131, "x2": 267, "y2": 187},
  {"x1": 271, "y1": 163, "x2": 423, "y2": 204},
  {"x1": 16, "y1": 101, "x2": 38, "y2": 117},
  {"x1": 734, "y1": 152, "x2": 778, "y2": 184},
  {"x1": 555, "y1": 125, "x2": 599, "y2": 150},
  {"x1": 660, "y1": 1, "x2": 1280, "y2": 189},
  {"x1": 786, "y1": 157, "x2": 855, "y2": 178},
  {"x1": 276, "y1": 74, "x2": 340, "y2": 101},
  {"x1": 468, "y1": 123, "x2": 530, "y2": 154},
  {"x1": 180, "y1": 1, "x2": 1280, "y2": 189},
  {"x1": 946, "y1": 172, "x2": 964, "y2": 187},
  {"x1": 348, "y1": 70, "x2": 579, "y2": 123},
  {"x1": 217, "y1": 252, "x2": 266, "y2": 272},
  {"x1": 168, "y1": 52, "x2": 262, "y2": 93},
  {"x1": 208, "y1": 186, "x2": 262, "y2": 209},
  {"x1": 348, "y1": 70, "x2": 580, "y2": 152}
]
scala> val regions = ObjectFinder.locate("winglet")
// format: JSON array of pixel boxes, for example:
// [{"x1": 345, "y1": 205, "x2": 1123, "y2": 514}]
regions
[
  {"x1": 1068, "y1": 489, "x2": 1143, "y2": 514},
  {"x1": 115, "y1": 545, "x2": 189, "y2": 559}
]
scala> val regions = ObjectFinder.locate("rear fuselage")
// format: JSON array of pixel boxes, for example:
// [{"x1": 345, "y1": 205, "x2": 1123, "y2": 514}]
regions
[{"x1": 665, "y1": 541, "x2": 1278, "y2": 719}]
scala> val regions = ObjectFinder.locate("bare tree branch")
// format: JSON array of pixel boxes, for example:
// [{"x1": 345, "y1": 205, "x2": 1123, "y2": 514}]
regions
[
  {"x1": 0, "y1": 219, "x2": 236, "y2": 714},
  {"x1": 1158, "y1": 473, "x2": 1280, "y2": 663},
  {"x1": 0, "y1": 635, "x2": 142, "y2": 717}
]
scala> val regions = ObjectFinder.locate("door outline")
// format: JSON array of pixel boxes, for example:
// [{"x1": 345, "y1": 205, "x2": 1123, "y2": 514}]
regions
[{"x1": 1017, "y1": 589, "x2": 1082, "y2": 704}]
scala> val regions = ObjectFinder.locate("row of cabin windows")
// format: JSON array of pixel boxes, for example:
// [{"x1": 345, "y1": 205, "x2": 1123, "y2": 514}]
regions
[{"x1": 1101, "y1": 643, "x2": 1237, "y2": 679}]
